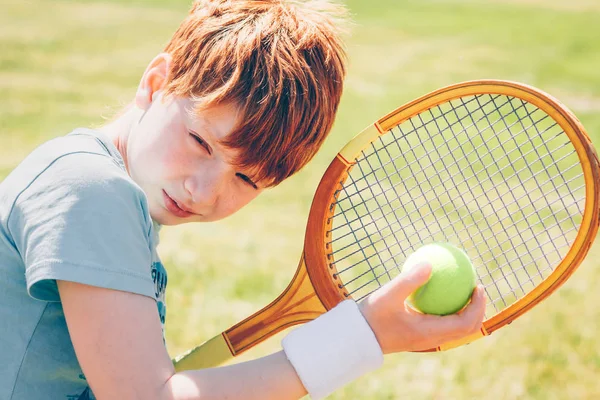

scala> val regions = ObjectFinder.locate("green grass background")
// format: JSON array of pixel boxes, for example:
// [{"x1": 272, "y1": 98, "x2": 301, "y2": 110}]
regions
[{"x1": 2, "y1": 0, "x2": 599, "y2": 398}]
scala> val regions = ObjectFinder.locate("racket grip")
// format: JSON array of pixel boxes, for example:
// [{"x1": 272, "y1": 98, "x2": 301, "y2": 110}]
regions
[{"x1": 173, "y1": 333, "x2": 234, "y2": 371}]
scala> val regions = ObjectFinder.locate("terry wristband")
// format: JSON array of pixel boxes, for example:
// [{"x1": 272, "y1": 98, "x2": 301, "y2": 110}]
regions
[{"x1": 281, "y1": 299, "x2": 384, "y2": 399}]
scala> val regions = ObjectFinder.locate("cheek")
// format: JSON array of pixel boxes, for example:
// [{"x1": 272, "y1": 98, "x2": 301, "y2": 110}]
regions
[
  {"x1": 133, "y1": 104, "x2": 193, "y2": 178},
  {"x1": 218, "y1": 189, "x2": 260, "y2": 218},
  {"x1": 160, "y1": 141, "x2": 190, "y2": 178},
  {"x1": 134, "y1": 128, "x2": 192, "y2": 180}
]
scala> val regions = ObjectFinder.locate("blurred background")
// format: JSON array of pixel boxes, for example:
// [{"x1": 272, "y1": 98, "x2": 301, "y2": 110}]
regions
[{"x1": 1, "y1": 0, "x2": 599, "y2": 398}]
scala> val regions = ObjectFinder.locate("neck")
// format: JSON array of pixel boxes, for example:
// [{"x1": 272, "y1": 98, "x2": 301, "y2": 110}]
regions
[{"x1": 98, "y1": 104, "x2": 142, "y2": 173}]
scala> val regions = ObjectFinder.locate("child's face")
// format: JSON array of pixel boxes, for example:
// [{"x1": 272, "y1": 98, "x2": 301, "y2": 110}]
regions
[{"x1": 126, "y1": 95, "x2": 263, "y2": 225}]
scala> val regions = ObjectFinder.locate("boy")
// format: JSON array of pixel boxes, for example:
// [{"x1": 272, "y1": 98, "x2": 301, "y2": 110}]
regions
[{"x1": 0, "y1": 1, "x2": 486, "y2": 399}]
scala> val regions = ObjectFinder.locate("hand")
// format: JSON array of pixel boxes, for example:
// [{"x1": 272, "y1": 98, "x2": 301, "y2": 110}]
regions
[{"x1": 358, "y1": 263, "x2": 487, "y2": 354}]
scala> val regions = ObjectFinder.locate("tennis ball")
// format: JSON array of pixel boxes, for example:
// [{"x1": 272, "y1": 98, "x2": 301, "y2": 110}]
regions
[{"x1": 403, "y1": 243, "x2": 476, "y2": 316}]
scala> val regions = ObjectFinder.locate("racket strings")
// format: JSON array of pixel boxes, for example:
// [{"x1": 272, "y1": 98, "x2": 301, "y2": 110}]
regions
[
  {"x1": 511, "y1": 100, "x2": 583, "y2": 226},
  {"x1": 342, "y1": 97, "x2": 580, "y2": 242},
  {"x1": 492, "y1": 96, "x2": 581, "y2": 226},
  {"x1": 336, "y1": 171, "x2": 582, "y2": 307},
  {"x1": 331, "y1": 94, "x2": 513, "y2": 212},
  {"x1": 329, "y1": 111, "x2": 575, "y2": 257},
  {"x1": 329, "y1": 101, "x2": 552, "y2": 233},
  {"x1": 370, "y1": 97, "x2": 580, "y2": 310},
  {"x1": 335, "y1": 179, "x2": 582, "y2": 285},
  {"x1": 444, "y1": 96, "x2": 568, "y2": 296},
  {"x1": 416, "y1": 103, "x2": 532, "y2": 298},
  {"x1": 327, "y1": 94, "x2": 585, "y2": 316},
  {"x1": 346, "y1": 207, "x2": 579, "y2": 309},
  {"x1": 335, "y1": 176, "x2": 392, "y2": 287}
]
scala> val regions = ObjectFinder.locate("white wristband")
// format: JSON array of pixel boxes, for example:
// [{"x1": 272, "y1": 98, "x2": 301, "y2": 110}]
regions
[{"x1": 282, "y1": 300, "x2": 384, "y2": 399}]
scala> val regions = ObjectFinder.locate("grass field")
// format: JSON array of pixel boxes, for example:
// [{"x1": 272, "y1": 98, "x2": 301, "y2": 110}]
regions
[{"x1": 2, "y1": 0, "x2": 599, "y2": 398}]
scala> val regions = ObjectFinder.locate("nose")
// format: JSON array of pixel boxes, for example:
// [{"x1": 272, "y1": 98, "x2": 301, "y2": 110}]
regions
[{"x1": 183, "y1": 163, "x2": 228, "y2": 210}]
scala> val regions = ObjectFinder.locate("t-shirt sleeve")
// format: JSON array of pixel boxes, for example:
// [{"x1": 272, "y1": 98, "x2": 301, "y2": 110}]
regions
[{"x1": 8, "y1": 152, "x2": 156, "y2": 302}]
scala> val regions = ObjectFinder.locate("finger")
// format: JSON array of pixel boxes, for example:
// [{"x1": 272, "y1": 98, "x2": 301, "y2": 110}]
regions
[
  {"x1": 420, "y1": 285, "x2": 486, "y2": 338},
  {"x1": 386, "y1": 262, "x2": 433, "y2": 301},
  {"x1": 446, "y1": 285, "x2": 487, "y2": 334},
  {"x1": 464, "y1": 285, "x2": 487, "y2": 330}
]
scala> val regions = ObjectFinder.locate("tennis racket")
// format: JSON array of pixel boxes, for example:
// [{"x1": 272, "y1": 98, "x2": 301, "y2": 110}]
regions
[{"x1": 174, "y1": 80, "x2": 600, "y2": 371}]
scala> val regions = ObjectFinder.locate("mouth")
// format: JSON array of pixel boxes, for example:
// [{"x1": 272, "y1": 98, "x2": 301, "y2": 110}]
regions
[{"x1": 162, "y1": 190, "x2": 195, "y2": 218}]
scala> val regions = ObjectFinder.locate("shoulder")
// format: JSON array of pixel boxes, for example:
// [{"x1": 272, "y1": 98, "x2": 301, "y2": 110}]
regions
[
  {"x1": 15, "y1": 129, "x2": 142, "y2": 201},
  {"x1": 25, "y1": 130, "x2": 133, "y2": 192},
  {"x1": 6, "y1": 130, "x2": 150, "y2": 232},
  {"x1": 2, "y1": 131, "x2": 159, "y2": 303}
]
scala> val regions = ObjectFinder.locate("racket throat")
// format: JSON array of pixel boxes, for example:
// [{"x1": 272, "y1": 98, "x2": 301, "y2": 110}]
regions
[{"x1": 224, "y1": 257, "x2": 327, "y2": 356}]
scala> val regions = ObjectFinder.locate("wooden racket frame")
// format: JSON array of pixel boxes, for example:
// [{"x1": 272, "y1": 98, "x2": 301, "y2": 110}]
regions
[
  {"x1": 174, "y1": 80, "x2": 599, "y2": 371},
  {"x1": 307, "y1": 80, "x2": 600, "y2": 351}
]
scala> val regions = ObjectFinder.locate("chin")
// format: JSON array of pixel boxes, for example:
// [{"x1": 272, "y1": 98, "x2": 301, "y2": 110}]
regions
[
  {"x1": 152, "y1": 213, "x2": 188, "y2": 226},
  {"x1": 152, "y1": 210, "x2": 206, "y2": 226},
  {"x1": 149, "y1": 208, "x2": 178, "y2": 226},
  {"x1": 149, "y1": 213, "x2": 169, "y2": 225}
]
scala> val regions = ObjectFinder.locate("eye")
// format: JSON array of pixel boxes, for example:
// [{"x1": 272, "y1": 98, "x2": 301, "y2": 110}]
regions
[
  {"x1": 189, "y1": 131, "x2": 211, "y2": 154},
  {"x1": 236, "y1": 173, "x2": 258, "y2": 189}
]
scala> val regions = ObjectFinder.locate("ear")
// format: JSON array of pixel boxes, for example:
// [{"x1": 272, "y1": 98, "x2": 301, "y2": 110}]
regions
[{"x1": 135, "y1": 53, "x2": 173, "y2": 110}]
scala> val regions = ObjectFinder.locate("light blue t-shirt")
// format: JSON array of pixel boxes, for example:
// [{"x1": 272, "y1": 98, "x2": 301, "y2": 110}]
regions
[{"x1": 0, "y1": 129, "x2": 168, "y2": 400}]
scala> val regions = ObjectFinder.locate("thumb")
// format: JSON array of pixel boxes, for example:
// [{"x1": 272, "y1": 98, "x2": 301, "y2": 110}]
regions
[{"x1": 388, "y1": 262, "x2": 432, "y2": 301}]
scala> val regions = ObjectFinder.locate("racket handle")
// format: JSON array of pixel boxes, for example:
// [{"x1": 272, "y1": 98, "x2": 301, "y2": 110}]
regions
[{"x1": 173, "y1": 333, "x2": 234, "y2": 371}]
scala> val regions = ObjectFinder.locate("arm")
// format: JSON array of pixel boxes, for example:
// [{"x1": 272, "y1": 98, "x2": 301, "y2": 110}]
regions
[
  {"x1": 59, "y1": 263, "x2": 485, "y2": 400},
  {"x1": 57, "y1": 281, "x2": 307, "y2": 400}
]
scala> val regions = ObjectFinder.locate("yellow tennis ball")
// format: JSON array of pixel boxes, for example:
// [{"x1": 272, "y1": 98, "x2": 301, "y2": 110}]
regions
[{"x1": 403, "y1": 243, "x2": 477, "y2": 316}]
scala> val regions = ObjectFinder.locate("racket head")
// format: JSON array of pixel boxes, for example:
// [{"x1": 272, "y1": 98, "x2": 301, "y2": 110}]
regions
[{"x1": 303, "y1": 80, "x2": 600, "y2": 344}]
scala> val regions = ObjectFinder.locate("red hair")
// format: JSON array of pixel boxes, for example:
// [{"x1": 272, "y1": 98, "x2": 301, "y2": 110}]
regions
[{"x1": 164, "y1": 0, "x2": 348, "y2": 186}]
